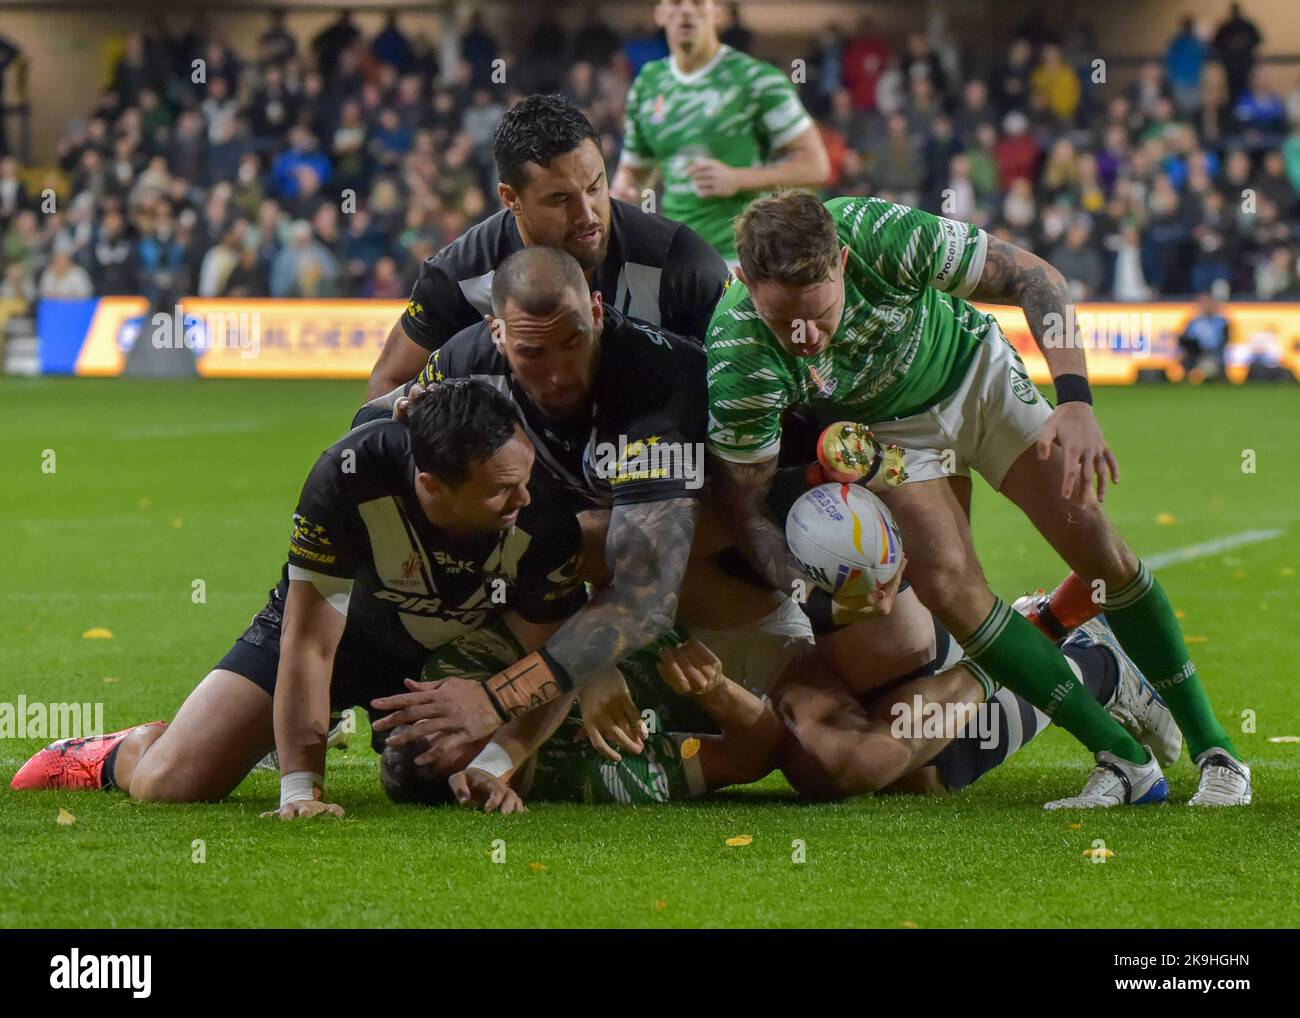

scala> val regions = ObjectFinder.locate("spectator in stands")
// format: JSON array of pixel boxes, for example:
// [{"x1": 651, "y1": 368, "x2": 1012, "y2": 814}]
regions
[
  {"x1": 39, "y1": 247, "x2": 94, "y2": 300},
  {"x1": 312, "y1": 8, "x2": 361, "y2": 81},
  {"x1": 996, "y1": 37, "x2": 1034, "y2": 115},
  {"x1": 0, "y1": 33, "x2": 20, "y2": 155},
  {"x1": 1052, "y1": 218, "x2": 1106, "y2": 299},
  {"x1": 372, "y1": 10, "x2": 414, "y2": 73},
  {"x1": 82, "y1": 207, "x2": 136, "y2": 295},
  {"x1": 1255, "y1": 245, "x2": 1300, "y2": 298},
  {"x1": 1031, "y1": 43, "x2": 1081, "y2": 124},
  {"x1": 270, "y1": 219, "x2": 340, "y2": 298},
  {"x1": 1110, "y1": 221, "x2": 1153, "y2": 300},
  {"x1": 842, "y1": 18, "x2": 891, "y2": 113},
  {"x1": 953, "y1": 79, "x2": 996, "y2": 145},
  {"x1": 995, "y1": 111, "x2": 1040, "y2": 190},
  {"x1": 272, "y1": 125, "x2": 331, "y2": 203},
  {"x1": 865, "y1": 112, "x2": 925, "y2": 206},
  {"x1": 1179, "y1": 292, "x2": 1230, "y2": 379},
  {"x1": 1212, "y1": 2, "x2": 1262, "y2": 102},
  {"x1": 1166, "y1": 17, "x2": 1209, "y2": 116},
  {"x1": 1232, "y1": 68, "x2": 1288, "y2": 147},
  {"x1": 0, "y1": 156, "x2": 30, "y2": 223},
  {"x1": 258, "y1": 10, "x2": 297, "y2": 68}
]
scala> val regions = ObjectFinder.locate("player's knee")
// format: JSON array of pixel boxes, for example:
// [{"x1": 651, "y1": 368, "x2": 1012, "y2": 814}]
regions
[
  {"x1": 906, "y1": 555, "x2": 986, "y2": 616},
  {"x1": 130, "y1": 752, "x2": 222, "y2": 803}
]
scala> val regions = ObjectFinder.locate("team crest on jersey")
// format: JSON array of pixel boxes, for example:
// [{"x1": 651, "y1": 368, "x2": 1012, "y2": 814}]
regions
[
  {"x1": 651, "y1": 94, "x2": 666, "y2": 124},
  {"x1": 808, "y1": 364, "x2": 838, "y2": 398},
  {"x1": 1009, "y1": 366, "x2": 1037, "y2": 405}
]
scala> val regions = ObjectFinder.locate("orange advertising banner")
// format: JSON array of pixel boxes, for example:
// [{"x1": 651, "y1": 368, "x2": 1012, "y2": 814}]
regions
[{"x1": 65, "y1": 298, "x2": 1300, "y2": 383}]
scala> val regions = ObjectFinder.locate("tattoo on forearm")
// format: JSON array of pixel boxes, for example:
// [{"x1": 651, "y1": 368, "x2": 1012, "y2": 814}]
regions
[
  {"x1": 545, "y1": 497, "x2": 698, "y2": 683},
  {"x1": 972, "y1": 236, "x2": 1081, "y2": 365}
]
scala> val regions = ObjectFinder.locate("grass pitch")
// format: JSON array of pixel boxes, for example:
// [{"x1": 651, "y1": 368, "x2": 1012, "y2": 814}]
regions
[{"x1": 1, "y1": 378, "x2": 1298, "y2": 928}]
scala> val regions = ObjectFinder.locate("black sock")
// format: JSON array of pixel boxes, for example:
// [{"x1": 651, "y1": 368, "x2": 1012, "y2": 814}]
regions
[
  {"x1": 1062, "y1": 642, "x2": 1118, "y2": 707},
  {"x1": 935, "y1": 642, "x2": 1119, "y2": 791},
  {"x1": 101, "y1": 741, "x2": 122, "y2": 792}
]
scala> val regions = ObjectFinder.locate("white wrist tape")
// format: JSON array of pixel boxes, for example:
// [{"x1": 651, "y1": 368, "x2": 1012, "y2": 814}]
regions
[
  {"x1": 280, "y1": 771, "x2": 324, "y2": 809},
  {"x1": 467, "y1": 741, "x2": 515, "y2": 779}
]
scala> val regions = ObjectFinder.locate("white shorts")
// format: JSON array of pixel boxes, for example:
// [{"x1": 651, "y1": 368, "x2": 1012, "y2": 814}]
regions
[
  {"x1": 689, "y1": 596, "x2": 814, "y2": 698},
  {"x1": 871, "y1": 325, "x2": 1053, "y2": 490}
]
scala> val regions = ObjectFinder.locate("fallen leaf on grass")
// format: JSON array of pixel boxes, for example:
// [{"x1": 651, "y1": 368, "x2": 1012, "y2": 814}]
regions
[
  {"x1": 82, "y1": 628, "x2": 113, "y2": 639},
  {"x1": 57, "y1": 808, "x2": 76, "y2": 827},
  {"x1": 725, "y1": 835, "x2": 752, "y2": 847},
  {"x1": 680, "y1": 737, "x2": 700, "y2": 760},
  {"x1": 529, "y1": 862, "x2": 548, "y2": 872},
  {"x1": 1082, "y1": 847, "x2": 1115, "y2": 859}
]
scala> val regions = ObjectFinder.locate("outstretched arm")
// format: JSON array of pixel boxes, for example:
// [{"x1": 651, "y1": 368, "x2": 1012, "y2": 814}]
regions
[{"x1": 968, "y1": 234, "x2": 1119, "y2": 501}]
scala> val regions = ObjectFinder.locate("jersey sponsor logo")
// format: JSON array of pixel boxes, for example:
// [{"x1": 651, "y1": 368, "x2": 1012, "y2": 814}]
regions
[
  {"x1": 289, "y1": 545, "x2": 337, "y2": 566},
  {"x1": 373, "y1": 589, "x2": 491, "y2": 625},
  {"x1": 934, "y1": 217, "x2": 967, "y2": 287},
  {"x1": 430, "y1": 549, "x2": 477, "y2": 573}
]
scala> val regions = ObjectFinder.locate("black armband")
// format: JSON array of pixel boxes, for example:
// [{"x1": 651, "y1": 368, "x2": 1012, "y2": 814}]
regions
[
  {"x1": 1053, "y1": 373, "x2": 1093, "y2": 406},
  {"x1": 800, "y1": 587, "x2": 842, "y2": 636}
]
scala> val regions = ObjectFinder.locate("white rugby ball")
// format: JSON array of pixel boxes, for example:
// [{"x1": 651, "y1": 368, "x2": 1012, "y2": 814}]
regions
[{"x1": 785, "y1": 482, "x2": 904, "y2": 596}]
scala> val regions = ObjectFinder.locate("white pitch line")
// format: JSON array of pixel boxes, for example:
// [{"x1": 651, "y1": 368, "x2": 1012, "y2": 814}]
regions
[{"x1": 1146, "y1": 529, "x2": 1285, "y2": 570}]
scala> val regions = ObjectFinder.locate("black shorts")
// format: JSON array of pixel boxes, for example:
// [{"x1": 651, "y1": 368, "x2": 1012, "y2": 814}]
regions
[{"x1": 215, "y1": 570, "x2": 424, "y2": 752}]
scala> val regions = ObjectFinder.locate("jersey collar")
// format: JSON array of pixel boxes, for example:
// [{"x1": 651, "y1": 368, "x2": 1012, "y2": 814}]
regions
[{"x1": 669, "y1": 43, "x2": 729, "y2": 85}]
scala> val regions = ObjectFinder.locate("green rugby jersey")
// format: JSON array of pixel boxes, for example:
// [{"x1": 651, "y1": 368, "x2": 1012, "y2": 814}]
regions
[
  {"x1": 706, "y1": 196, "x2": 996, "y2": 463},
  {"x1": 622, "y1": 44, "x2": 814, "y2": 260}
]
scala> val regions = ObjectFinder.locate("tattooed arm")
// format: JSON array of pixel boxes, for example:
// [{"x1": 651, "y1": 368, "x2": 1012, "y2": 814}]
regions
[
  {"x1": 707, "y1": 452, "x2": 807, "y2": 594},
  {"x1": 968, "y1": 234, "x2": 1086, "y2": 378},
  {"x1": 968, "y1": 233, "x2": 1119, "y2": 500},
  {"x1": 544, "y1": 496, "x2": 699, "y2": 682}
]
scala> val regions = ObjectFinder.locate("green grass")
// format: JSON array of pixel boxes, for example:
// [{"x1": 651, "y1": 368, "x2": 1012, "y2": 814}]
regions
[{"x1": 2, "y1": 378, "x2": 1298, "y2": 928}]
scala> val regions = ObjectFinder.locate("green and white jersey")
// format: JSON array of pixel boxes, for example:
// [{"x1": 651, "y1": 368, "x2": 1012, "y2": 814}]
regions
[
  {"x1": 706, "y1": 196, "x2": 995, "y2": 463},
  {"x1": 622, "y1": 44, "x2": 814, "y2": 261}
]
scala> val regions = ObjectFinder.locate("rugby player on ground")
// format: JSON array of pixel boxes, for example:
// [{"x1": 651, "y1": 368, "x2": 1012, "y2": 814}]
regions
[
  {"x1": 704, "y1": 191, "x2": 1250, "y2": 807},
  {"x1": 384, "y1": 588, "x2": 1176, "y2": 812},
  {"x1": 11, "y1": 381, "x2": 640, "y2": 817}
]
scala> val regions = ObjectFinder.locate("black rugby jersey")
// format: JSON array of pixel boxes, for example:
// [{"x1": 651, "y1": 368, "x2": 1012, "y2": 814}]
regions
[
  {"x1": 286, "y1": 419, "x2": 586, "y2": 660},
  {"x1": 399, "y1": 199, "x2": 729, "y2": 350},
  {"x1": 415, "y1": 308, "x2": 707, "y2": 510}
]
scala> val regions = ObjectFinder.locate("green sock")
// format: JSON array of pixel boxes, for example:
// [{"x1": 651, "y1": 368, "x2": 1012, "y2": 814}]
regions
[
  {"x1": 1103, "y1": 562, "x2": 1237, "y2": 760},
  {"x1": 962, "y1": 598, "x2": 1147, "y2": 764}
]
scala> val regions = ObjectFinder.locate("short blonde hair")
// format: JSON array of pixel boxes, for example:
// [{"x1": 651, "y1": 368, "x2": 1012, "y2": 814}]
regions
[{"x1": 734, "y1": 191, "x2": 839, "y2": 286}]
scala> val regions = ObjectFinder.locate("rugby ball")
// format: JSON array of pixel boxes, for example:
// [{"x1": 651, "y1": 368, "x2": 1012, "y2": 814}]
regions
[{"x1": 785, "y1": 483, "x2": 904, "y2": 596}]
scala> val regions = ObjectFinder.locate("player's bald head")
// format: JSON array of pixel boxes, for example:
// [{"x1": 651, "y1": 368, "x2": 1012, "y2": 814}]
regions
[{"x1": 491, "y1": 246, "x2": 590, "y2": 319}]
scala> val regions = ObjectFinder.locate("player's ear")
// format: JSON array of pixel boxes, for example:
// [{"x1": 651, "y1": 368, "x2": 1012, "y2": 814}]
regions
[
  {"x1": 839, "y1": 244, "x2": 850, "y2": 272},
  {"x1": 416, "y1": 470, "x2": 448, "y2": 500},
  {"x1": 499, "y1": 182, "x2": 520, "y2": 215},
  {"x1": 487, "y1": 315, "x2": 507, "y2": 349},
  {"x1": 590, "y1": 290, "x2": 604, "y2": 332},
  {"x1": 733, "y1": 264, "x2": 747, "y2": 287}
]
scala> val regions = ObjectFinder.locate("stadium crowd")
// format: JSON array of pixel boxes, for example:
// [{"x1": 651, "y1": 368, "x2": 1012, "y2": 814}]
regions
[{"x1": 1, "y1": 4, "x2": 1299, "y2": 312}]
